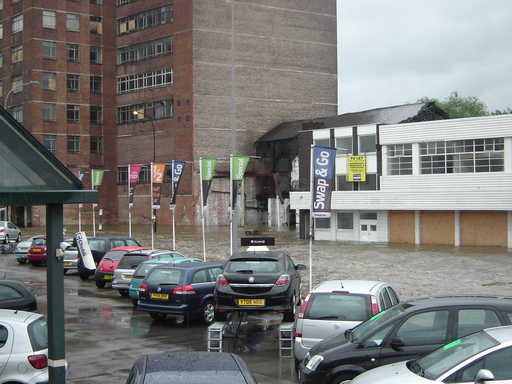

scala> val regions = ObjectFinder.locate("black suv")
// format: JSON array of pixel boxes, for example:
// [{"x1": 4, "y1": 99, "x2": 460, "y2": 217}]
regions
[
  {"x1": 214, "y1": 251, "x2": 306, "y2": 322},
  {"x1": 299, "y1": 296, "x2": 512, "y2": 384}
]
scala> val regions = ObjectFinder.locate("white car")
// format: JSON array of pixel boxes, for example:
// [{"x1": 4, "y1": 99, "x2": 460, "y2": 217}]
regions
[
  {"x1": 0, "y1": 309, "x2": 48, "y2": 384},
  {"x1": 348, "y1": 325, "x2": 512, "y2": 384},
  {"x1": 0, "y1": 221, "x2": 21, "y2": 244}
]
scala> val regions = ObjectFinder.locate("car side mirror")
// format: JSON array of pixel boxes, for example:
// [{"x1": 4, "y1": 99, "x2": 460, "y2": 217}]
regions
[
  {"x1": 390, "y1": 338, "x2": 404, "y2": 350},
  {"x1": 475, "y1": 369, "x2": 495, "y2": 384},
  {"x1": 295, "y1": 264, "x2": 306, "y2": 271}
]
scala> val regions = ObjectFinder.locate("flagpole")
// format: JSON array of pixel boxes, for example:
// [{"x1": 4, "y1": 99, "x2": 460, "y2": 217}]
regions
[
  {"x1": 229, "y1": 155, "x2": 233, "y2": 256},
  {"x1": 309, "y1": 145, "x2": 314, "y2": 292},
  {"x1": 171, "y1": 161, "x2": 176, "y2": 251},
  {"x1": 91, "y1": 170, "x2": 96, "y2": 237},
  {"x1": 150, "y1": 163, "x2": 154, "y2": 249},
  {"x1": 128, "y1": 164, "x2": 132, "y2": 238},
  {"x1": 78, "y1": 204, "x2": 81, "y2": 232},
  {"x1": 199, "y1": 158, "x2": 207, "y2": 261}
]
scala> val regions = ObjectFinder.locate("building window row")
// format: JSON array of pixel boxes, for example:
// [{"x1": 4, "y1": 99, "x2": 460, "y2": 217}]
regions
[
  {"x1": 43, "y1": 135, "x2": 103, "y2": 155},
  {"x1": 116, "y1": 5, "x2": 172, "y2": 35},
  {"x1": 41, "y1": 72, "x2": 102, "y2": 94},
  {"x1": 314, "y1": 134, "x2": 377, "y2": 154},
  {"x1": 117, "y1": 99, "x2": 173, "y2": 124},
  {"x1": 42, "y1": 10, "x2": 102, "y2": 34},
  {"x1": 117, "y1": 0, "x2": 136, "y2": 6},
  {"x1": 117, "y1": 67, "x2": 172, "y2": 94},
  {"x1": 117, "y1": 36, "x2": 172, "y2": 65},
  {"x1": 42, "y1": 103, "x2": 102, "y2": 124}
]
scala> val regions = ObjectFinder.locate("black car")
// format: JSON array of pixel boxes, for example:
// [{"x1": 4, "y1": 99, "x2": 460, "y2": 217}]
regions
[
  {"x1": 76, "y1": 237, "x2": 141, "y2": 280},
  {"x1": 299, "y1": 296, "x2": 512, "y2": 384},
  {"x1": 138, "y1": 262, "x2": 223, "y2": 325},
  {"x1": 0, "y1": 280, "x2": 37, "y2": 311},
  {"x1": 126, "y1": 351, "x2": 257, "y2": 384},
  {"x1": 214, "y1": 251, "x2": 306, "y2": 322}
]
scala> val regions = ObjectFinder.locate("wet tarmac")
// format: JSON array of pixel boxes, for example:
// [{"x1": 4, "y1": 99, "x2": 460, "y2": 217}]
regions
[{"x1": 2, "y1": 224, "x2": 512, "y2": 383}]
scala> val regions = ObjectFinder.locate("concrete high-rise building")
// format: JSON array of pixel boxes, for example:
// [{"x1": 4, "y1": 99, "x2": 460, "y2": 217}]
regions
[{"x1": 2, "y1": 0, "x2": 337, "y2": 228}]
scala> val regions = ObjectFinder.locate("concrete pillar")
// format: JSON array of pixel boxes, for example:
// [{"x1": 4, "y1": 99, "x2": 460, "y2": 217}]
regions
[
  {"x1": 415, "y1": 210, "x2": 421, "y2": 245},
  {"x1": 454, "y1": 211, "x2": 461, "y2": 247},
  {"x1": 504, "y1": 138, "x2": 512, "y2": 173},
  {"x1": 508, "y1": 211, "x2": 512, "y2": 249},
  {"x1": 412, "y1": 143, "x2": 420, "y2": 175}
]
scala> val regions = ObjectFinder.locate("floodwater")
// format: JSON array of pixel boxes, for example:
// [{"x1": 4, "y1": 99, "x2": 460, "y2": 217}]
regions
[{"x1": 3, "y1": 224, "x2": 512, "y2": 383}]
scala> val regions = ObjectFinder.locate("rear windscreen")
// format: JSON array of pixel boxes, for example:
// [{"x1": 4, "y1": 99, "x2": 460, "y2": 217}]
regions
[
  {"x1": 134, "y1": 263, "x2": 158, "y2": 278},
  {"x1": 118, "y1": 255, "x2": 147, "y2": 269},
  {"x1": 225, "y1": 260, "x2": 281, "y2": 273},
  {"x1": 32, "y1": 238, "x2": 46, "y2": 246},
  {"x1": 28, "y1": 317, "x2": 48, "y2": 351},
  {"x1": 103, "y1": 250, "x2": 126, "y2": 261},
  {"x1": 305, "y1": 293, "x2": 370, "y2": 321},
  {"x1": 146, "y1": 269, "x2": 182, "y2": 285}
]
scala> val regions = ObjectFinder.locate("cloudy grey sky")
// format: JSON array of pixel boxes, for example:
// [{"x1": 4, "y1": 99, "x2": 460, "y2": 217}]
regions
[{"x1": 338, "y1": 0, "x2": 512, "y2": 114}]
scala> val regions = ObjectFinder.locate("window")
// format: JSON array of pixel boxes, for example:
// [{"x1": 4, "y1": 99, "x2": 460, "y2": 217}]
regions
[
  {"x1": 379, "y1": 290, "x2": 391, "y2": 309},
  {"x1": 359, "y1": 135, "x2": 376, "y2": 153},
  {"x1": 66, "y1": 13, "x2": 80, "y2": 31},
  {"x1": 117, "y1": 36, "x2": 172, "y2": 64},
  {"x1": 313, "y1": 138, "x2": 330, "y2": 147},
  {"x1": 90, "y1": 16, "x2": 102, "y2": 34},
  {"x1": 42, "y1": 103, "x2": 56, "y2": 121},
  {"x1": 67, "y1": 135, "x2": 80, "y2": 153},
  {"x1": 117, "y1": 68, "x2": 173, "y2": 94},
  {"x1": 138, "y1": 166, "x2": 149, "y2": 183},
  {"x1": 0, "y1": 24, "x2": 3, "y2": 39},
  {"x1": 336, "y1": 176, "x2": 352, "y2": 191},
  {"x1": 42, "y1": 10, "x2": 56, "y2": 28},
  {"x1": 0, "y1": 1, "x2": 3, "y2": 10},
  {"x1": 359, "y1": 174, "x2": 377, "y2": 191},
  {"x1": 192, "y1": 270, "x2": 209, "y2": 284},
  {"x1": 456, "y1": 309, "x2": 501, "y2": 338},
  {"x1": 209, "y1": 267, "x2": 223, "y2": 281},
  {"x1": 90, "y1": 106, "x2": 102, "y2": 124},
  {"x1": 42, "y1": 41, "x2": 56, "y2": 59},
  {"x1": 420, "y1": 138, "x2": 504, "y2": 174},
  {"x1": 335, "y1": 136, "x2": 352, "y2": 154},
  {"x1": 11, "y1": 45, "x2": 22, "y2": 63},
  {"x1": 12, "y1": 14, "x2": 23, "y2": 33},
  {"x1": 27, "y1": 318, "x2": 48, "y2": 353},
  {"x1": 0, "y1": 81, "x2": 3, "y2": 97},
  {"x1": 90, "y1": 0, "x2": 103, "y2": 4},
  {"x1": 117, "y1": 100, "x2": 173, "y2": 124},
  {"x1": 117, "y1": 166, "x2": 128, "y2": 184},
  {"x1": 66, "y1": 44, "x2": 80, "y2": 62},
  {"x1": 360, "y1": 212, "x2": 377, "y2": 220},
  {"x1": 0, "y1": 325, "x2": 7, "y2": 348},
  {"x1": 450, "y1": 347, "x2": 512, "y2": 383},
  {"x1": 395, "y1": 311, "x2": 449, "y2": 346},
  {"x1": 90, "y1": 46, "x2": 102, "y2": 64},
  {"x1": 67, "y1": 105, "x2": 80, "y2": 122},
  {"x1": 42, "y1": 72, "x2": 56, "y2": 90},
  {"x1": 90, "y1": 76, "x2": 102, "y2": 94},
  {"x1": 67, "y1": 74, "x2": 80, "y2": 92},
  {"x1": 90, "y1": 136, "x2": 102, "y2": 154},
  {"x1": 315, "y1": 218, "x2": 330, "y2": 229},
  {"x1": 387, "y1": 287, "x2": 399, "y2": 305},
  {"x1": 12, "y1": 76, "x2": 22, "y2": 93},
  {"x1": 337, "y1": 212, "x2": 353, "y2": 230},
  {"x1": 116, "y1": 5, "x2": 172, "y2": 35},
  {"x1": 11, "y1": 105, "x2": 22, "y2": 122},
  {"x1": 306, "y1": 293, "x2": 370, "y2": 321},
  {"x1": 43, "y1": 134, "x2": 56, "y2": 152},
  {"x1": 117, "y1": 0, "x2": 135, "y2": 5},
  {"x1": 0, "y1": 285, "x2": 23, "y2": 301},
  {"x1": 388, "y1": 144, "x2": 412, "y2": 175}
]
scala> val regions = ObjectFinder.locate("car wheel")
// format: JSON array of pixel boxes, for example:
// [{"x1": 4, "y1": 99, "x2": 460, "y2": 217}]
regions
[
  {"x1": 3, "y1": 235, "x2": 8, "y2": 244},
  {"x1": 202, "y1": 301, "x2": 215, "y2": 325},
  {"x1": 150, "y1": 312, "x2": 166, "y2": 321},
  {"x1": 119, "y1": 290, "x2": 129, "y2": 297},
  {"x1": 95, "y1": 280, "x2": 106, "y2": 288},
  {"x1": 79, "y1": 273, "x2": 89, "y2": 281},
  {"x1": 132, "y1": 299, "x2": 138, "y2": 307},
  {"x1": 283, "y1": 295, "x2": 297, "y2": 322},
  {"x1": 214, "y1": 309, "x2": 227, "y2": 322},
  {"x1": 16, "y1": 259, "x2": 25, "y2": 265},
  {"x1": 63, "y1": 269, "x2": 68, "y2": 275},
  {"x1": 330, "y1": 372, "x2": 357, "y2": 384}
]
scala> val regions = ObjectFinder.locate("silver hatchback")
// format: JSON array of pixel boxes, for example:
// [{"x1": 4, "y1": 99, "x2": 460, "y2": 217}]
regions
[
  {"x1": 294, "y1": 280, "x2": 399, "y2": 365},
  {"x1": 0, "y1": 221, "x2": 21, "y2": 244}
]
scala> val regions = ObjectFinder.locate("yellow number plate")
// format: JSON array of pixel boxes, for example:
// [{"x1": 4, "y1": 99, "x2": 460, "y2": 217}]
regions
[
  {"x1": 238, "y1": 299, "x2": 265, "y2": 306},
  {"x1": 151, "y1": 293, "x2": 169, "y2": 300},
  {"x1": 103, "y1": 275, "x2": 113, "y2": 280},
  {"x1": 122, "y1": 275, "x2": 133, "y2": 280},
  {"x1": 63, "y1": 262, "x2": 72, "y2": 266}
]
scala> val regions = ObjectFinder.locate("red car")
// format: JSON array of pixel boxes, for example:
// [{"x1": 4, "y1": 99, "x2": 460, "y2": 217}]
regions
[
  {"x1": 27, "y1": 234, "x2": 75, "y2": 265},
  {"x1": 94, "y1": 246, "x2": 148, "y2": 288}
]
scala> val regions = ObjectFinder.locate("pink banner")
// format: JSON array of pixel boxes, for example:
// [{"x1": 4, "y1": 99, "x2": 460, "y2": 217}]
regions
[{"x1": 129, "y1": 165, "x2": 141, "y2": 184}]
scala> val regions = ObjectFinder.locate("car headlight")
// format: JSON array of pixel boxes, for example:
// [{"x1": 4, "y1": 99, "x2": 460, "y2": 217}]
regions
[{"x1": 305, "y1": 355, "x2": 324, "y2": 371}]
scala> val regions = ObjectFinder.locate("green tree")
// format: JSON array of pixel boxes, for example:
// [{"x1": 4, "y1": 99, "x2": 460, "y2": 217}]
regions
[{"x1": 418, "y1": 92, "x2": 489, "y2": 118}]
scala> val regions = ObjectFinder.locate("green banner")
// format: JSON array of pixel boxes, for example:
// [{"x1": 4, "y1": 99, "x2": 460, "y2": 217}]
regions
[
  {"x1": 231, "y1": 156, "x2": 251, "y2": 181},
  {"x1": 92, "y1": 169, "x2": 105, "y2": 188},
  {"x1": 201, "y1": 158, "x2": 217, "y2": 181}
]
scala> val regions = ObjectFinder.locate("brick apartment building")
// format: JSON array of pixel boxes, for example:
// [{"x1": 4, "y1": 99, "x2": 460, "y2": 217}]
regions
[{"x1": 2, "y1": 0, "x2": 337, "y2": 228}]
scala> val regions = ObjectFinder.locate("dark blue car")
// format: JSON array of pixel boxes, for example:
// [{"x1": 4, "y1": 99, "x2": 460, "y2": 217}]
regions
[{"x1": 138, "y1": 262, "x2": 223, "y2": 325}]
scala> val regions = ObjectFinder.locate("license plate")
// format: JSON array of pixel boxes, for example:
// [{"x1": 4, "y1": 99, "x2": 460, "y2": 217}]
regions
[
  {"x1": 237, "y1": 299, "x2": 265, "y2": 306},
  {"x1": 103, "y1": 275, "x2": 113, "y2": 280},
  {"x1": 63, "y1": 262, "x2": 72, "y2": 266},
  {"x1": 122, "y1": 275, "x2": 133, "y2": 280},
  {"x1": 32, "y1": 248, "x2": 41, "y2": 253},
  {"x1": 151, "y1": 293, "x2": 169, "y2": 300}
]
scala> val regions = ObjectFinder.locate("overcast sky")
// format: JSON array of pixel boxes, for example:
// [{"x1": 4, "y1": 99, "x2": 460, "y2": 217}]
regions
[{"x1": 338, "y1": 0, "x2": 512, "y2": 114}]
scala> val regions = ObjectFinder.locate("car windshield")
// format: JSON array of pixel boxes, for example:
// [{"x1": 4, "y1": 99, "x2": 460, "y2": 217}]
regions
[
  {"x1": 350, "y1": 305, "x2": 404, "y2": 342},
  {"x1": 225, "y1": 260, "x2": 281, "y2": 273},
  {"x1": 103, "y1": 250, "x2": 127, "y2": 261},
  {"x1": 32, "y1": 238, "x2": 46, "y2": 246},
  {"x1": 146, "y1": 268, "x2": 182, "y2": 285},
  {"x1": 118, "y1": 255, "x2": 147, "y2": 269},
  {"x1": 134, "y1": 263, "x2": 159, "y2": 278},
  {"x1": 306, "y1": 293, "x2": 370, "y2": 321},
  {"x1": 415, "y1": 331, "x2": 498, "y2": 380},
  {"x1": 27, "y1": 317, "x2": 48, "y2": 351},
  {"x1": 125, "y1": 239, "x2": 141, "y2": 246}
]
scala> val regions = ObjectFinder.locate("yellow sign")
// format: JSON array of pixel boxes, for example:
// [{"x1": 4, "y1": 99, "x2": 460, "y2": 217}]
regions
[{"x1": 346, "y1": 156, "x2": 367, "y2": 182}]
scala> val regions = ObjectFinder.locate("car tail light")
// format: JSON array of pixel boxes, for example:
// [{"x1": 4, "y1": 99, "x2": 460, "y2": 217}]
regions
[
  {"x1": 371, "y1": 295, "x2": 380, "y2": 315},
  {"x1": 28, "y1": 354, "x2": 48, "y2": 369},
  {"x1": 295, "y1": 332, "x2": 302, "y2": 337},
  {"x1": 172, "y1": 285, "x2": 196, "y2": 295},
  {"x1": 298, "y1": 294, "x2": 311, "y2": 319},
  {"x1": 139, "y1": 283, "x2": 148, "y2": 293},
  {"x1": 216, "y1": 274, "x2": 229, "y2": 286},
  {"x1": 0, "y1": 228, "x2": 4, "y2": 232},
  {"x1": 275, "y1": 274, "x2": 290, "y2": 286}
]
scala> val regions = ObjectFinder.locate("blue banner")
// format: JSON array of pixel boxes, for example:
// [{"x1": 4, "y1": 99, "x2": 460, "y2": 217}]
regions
[
  {"x1": 312, "y1": 146, "x2": 336, "y2": 218},
  {"x1": 170, "y1": 161, "x2": 186, "y2": 207}
]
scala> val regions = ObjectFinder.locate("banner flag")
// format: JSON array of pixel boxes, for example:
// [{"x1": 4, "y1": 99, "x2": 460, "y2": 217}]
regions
[
  {"x1": 312, "y1": 146, "x2": 336, "y2": 218},
  {"x1": 346, "y1": 156, "x2": 367, "y2": 182},
  {"x1": 128, "y1": 165, "x2": 142, "y2": 205},
  {"x1": 170, "y1": 161, "x2": 186, "y2": 207},
  {"x1": 78, "y1": 171, "x2": 85, "y2": 181},
  {"x1": 231, "y1": 156, "x2": 251, "y2": 207},
  {"x1": 151, "y1": 163, "x2": 166, "y2": 210},
  {"x1": 91, "y1": 169, "x2": 105, "y2": 189},
  {"x1": 200, "y1": 158, "x2": 217, "y2": 207}
]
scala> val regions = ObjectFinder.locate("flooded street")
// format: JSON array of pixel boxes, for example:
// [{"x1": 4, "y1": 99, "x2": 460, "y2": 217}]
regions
[{"x1": 2, "y1": 224, "x2": 512, "y2": 383}]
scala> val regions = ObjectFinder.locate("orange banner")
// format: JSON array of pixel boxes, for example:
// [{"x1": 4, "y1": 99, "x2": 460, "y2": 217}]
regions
[{"x1": 151, "y1": 163, "x2": 166, "y2": 184}]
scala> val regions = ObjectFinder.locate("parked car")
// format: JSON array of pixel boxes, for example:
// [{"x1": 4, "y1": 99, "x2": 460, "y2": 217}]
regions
[
  {"x1": 112, "y1": 250, "x2": 186, "y2": 297},
  {"x1": 63, "y1": 245, "x2": 78, "y2": 274},
  {"x1": 299, "y1": 296, "x2": 512, "y2": 384},
  {"x1": 138, "y1": 262, "x2": 223, "y2": 325},
  {"x1": 214, "y1": 251, "x2": 306, "y2": 322},
  {"x1": 0, "y1": 309, "x2": 48, "y2": 384},
  {"x1": 126, "y1": 351, "x2": 256, "y2": 384},
  {"x1": 0, "y1": 221, "x2": 21, "y2": 244},
  {"x1": 129, "y1": 257, "x2": 203, "y2": 306},
  {"x1": 0, "y1": 280, "x2": 37, "y2": 311},
  {"x1": 76, "y1": 237, "x2": 142, "y2": 280},
  {"x1": 94, "y1": 246, "x2": 148, "y2": 288},
  {"x1": 294, "y1": 280, "x2": 399, "y2": 368},
  {"x1": 15, "y1": 236, "x2": 42, "y2": 264},
  {"x1": 348, "y1": 325, "x2": 512, "y2": 384},
  {"x1": 27, "y1": 234, "x2": 74, "y2": 266}
]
